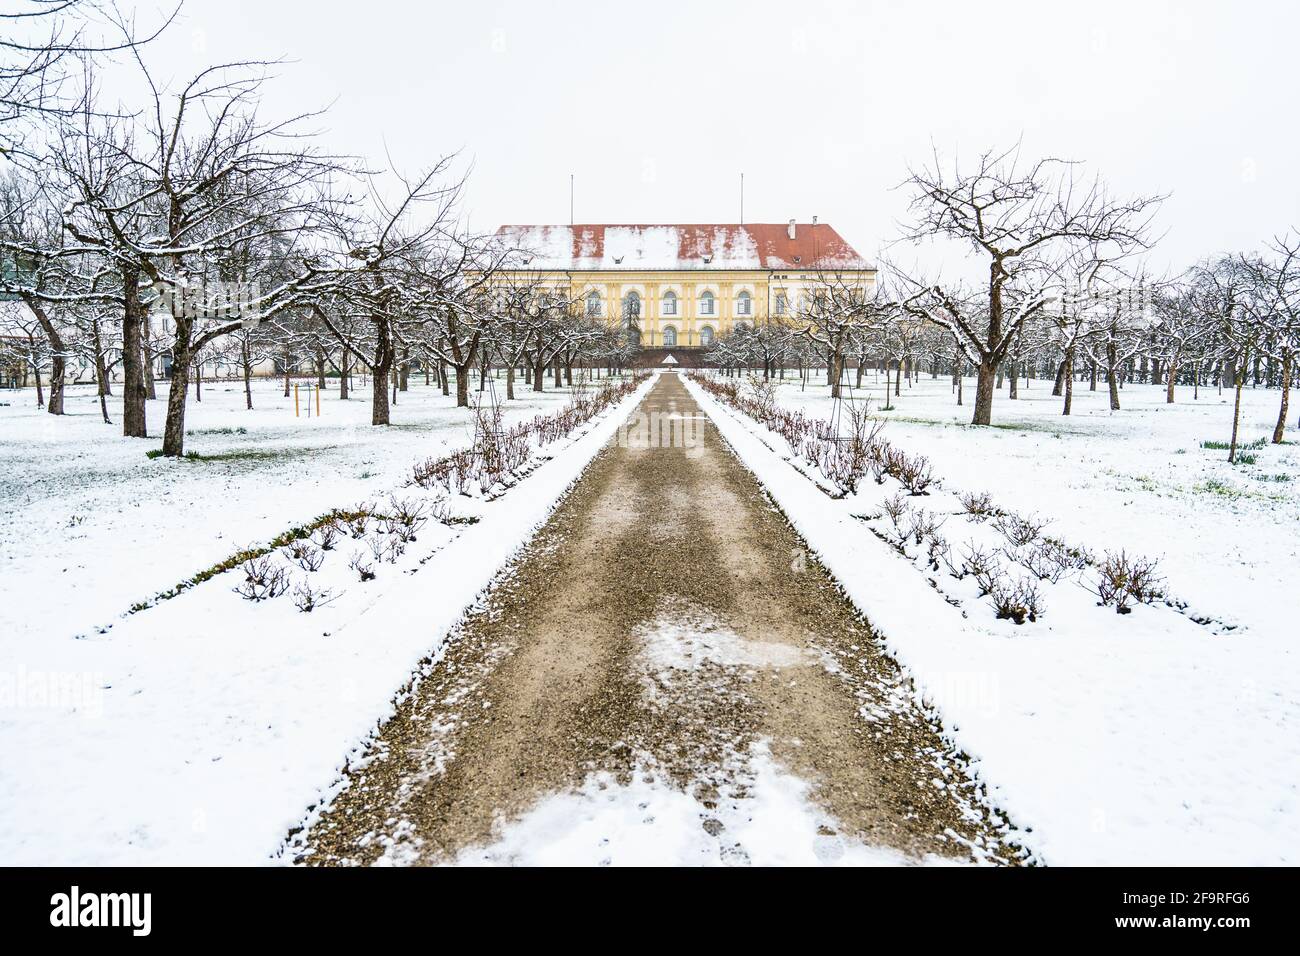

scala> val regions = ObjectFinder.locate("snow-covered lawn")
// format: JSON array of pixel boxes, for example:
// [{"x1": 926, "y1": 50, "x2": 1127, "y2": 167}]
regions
[
  {"x1": 0, "y1": 372, "x2": 653, "y2": 865},
  {"x1": 686, "y1": 371, "x2": 1299, "y2": 866},
  {"x1": 769, "y1": 371, "x2": 1300, "y2": 642},
  {"x1": 0, "y1": 375, "x2": 580, "y2": 638}
]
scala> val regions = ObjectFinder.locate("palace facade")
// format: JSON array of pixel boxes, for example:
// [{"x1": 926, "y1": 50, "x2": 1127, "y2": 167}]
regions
[{"x1": 492, "y1": 222, "x2": 875, "y2": 353}]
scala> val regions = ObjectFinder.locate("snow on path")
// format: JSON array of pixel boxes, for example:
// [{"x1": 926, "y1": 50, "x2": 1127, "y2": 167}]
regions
[
  {"x1": 0, "y1": 375, "x2": 657, "y2": 866},
  {"x1": 685, "y1": 373, "x2": 1300, "y2": 866}
]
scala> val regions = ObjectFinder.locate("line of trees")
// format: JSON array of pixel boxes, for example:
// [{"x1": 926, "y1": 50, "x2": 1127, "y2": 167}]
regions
[
  {"x1": 706, "y1": 147, "x2": 1298, "y2": 461},
  {"x1": 0, "y1": 3, "x2": 634, "y2": 457}
]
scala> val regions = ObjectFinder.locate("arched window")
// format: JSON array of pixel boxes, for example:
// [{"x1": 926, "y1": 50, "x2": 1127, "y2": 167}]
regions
[
  {"x1": 622, "y1": 290, "x2": 641, "y2": 319},
  {"x1": 662, "y1": 325, "x2": 677, "y2": 347},
  {"x1": 699, "y1": 290, "x2": 715, "y2": 316},
  {"x1": 699, "y1": 325, "x2": 715, "y2": 347},
  {"x1": 736, "y1": 290, "x2": 752, "y2": 316},
  {"x1": 586, "y1": 290, "x2": 602, "y2": 316},
  {"x1": 661, "y1": 290, "x2": 678, "y2": 316}
]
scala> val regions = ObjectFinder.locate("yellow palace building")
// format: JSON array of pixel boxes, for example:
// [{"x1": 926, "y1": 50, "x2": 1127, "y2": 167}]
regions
[{"x1": 492, "y1": 221, "x2": 875, "y2": 359}]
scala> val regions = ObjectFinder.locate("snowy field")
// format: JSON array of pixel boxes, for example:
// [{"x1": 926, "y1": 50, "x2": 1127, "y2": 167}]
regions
[
  {"x1": 687, "y1": 371, "x2": 1299, "y2": 866},
  {"x1": 0, "y1": 375, "x2": 580, "y2": 639},
  {"x1": 0, "y1": 372, "x2": 651, "y2": 865},
  {"x1": 772, "y1": 371, "x2": 1299, "y2": 642}
]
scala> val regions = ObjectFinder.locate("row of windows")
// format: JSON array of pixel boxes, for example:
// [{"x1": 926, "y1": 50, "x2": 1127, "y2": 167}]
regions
[
  {"x1": 586, "y1": 289, "x2": 753, "y2": 318},
  {"x1": 632, "y1": 325, "x2": 715, "y2": 347}
]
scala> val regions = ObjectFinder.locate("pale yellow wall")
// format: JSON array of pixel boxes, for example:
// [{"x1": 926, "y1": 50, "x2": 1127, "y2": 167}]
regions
[{"x1": 503, "y1": 269, "x2": 876, "y2": 346}]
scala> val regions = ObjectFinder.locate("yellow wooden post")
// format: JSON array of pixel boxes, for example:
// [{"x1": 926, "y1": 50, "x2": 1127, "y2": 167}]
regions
[{"x1": 294, "y1": 384, "x2": 299, "y2": 417}]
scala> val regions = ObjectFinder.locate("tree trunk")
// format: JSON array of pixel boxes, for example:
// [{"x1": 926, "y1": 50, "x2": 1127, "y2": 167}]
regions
[
  {"x1": 161, "y1": 331, "x2": 193, "y2": 457},
  {"x1": 971, "y1": 359, "x2": 996, "y2": 425},
  {"x1": 21, "y1": 295, "x2": 65, "y2": 415},
  {"x1": 340, "y1": 347, "x2": 350, "y2": 399},
  {"x1": 829, "y1": 347, "x2": 845, "y2": 399},
  {"x1": 242, "y1": 339, "x2": 254, "y2": 410},
  {"x1": 371, "y1": 320, "x2": 393, "y2": 426},
  {"x1": 1107, "y1": 342, "x2": 1121, "y2": 411},
  {"x1": 193, "y1": 361, "x2": 202, "y2": 402},
  {"x1": 143, "y1": 314, "x2": 157, "y2": 401},
  {"x1": 1229, "y1": 367, "x2": 1245, "y2": 463},
  {"x1": 1166, "y1": 357, "x2": 1178, "y2": 403},
  {"x1": 121, "y1": 265, "x2": 148, "y2": 438},
  {"x1": 505, "y1": 363, "x2": 516, "y2": 400},
  {"x1": 1062, "y1": 350, "x2": 1075, "y2": 416},
  {"x1": 1008, "y1": 359, "x2": 1019, "y2": 399},
  {"x1": 455, "y1": 361, "x2": 471, "y2": 407},
  {"x1": 1273, "y1": 349, "x2": 1292, "y2": 444}
]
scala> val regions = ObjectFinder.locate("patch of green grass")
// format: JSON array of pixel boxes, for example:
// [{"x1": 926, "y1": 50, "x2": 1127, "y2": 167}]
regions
[
  {"x1": 127, "y1": 506, "x2": 377, "y2": 613},
  {"x1": 1254, "y1": 472, "x2": 1292, "y2": 483},
  {"x1": 1233, "y1": 453, "x2": 1258, "y2": 466},
  {"x1": 147, "y1": 446, "x2": 328, "y2": 463},
  {"x1": 1201, "y1": 437, "x2": 1266, "y2": 451},
  {"x1": 186, "y1": 426, "x2": 248, "y2": 436},
  {"x1": 1198, "y1": 477, "x2": 1243, "y2": 498}
]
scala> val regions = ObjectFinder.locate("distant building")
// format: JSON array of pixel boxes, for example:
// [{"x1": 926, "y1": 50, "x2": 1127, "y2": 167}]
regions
[{"x1": 492, "y1": 222, "x2": 875, "y2": 360}]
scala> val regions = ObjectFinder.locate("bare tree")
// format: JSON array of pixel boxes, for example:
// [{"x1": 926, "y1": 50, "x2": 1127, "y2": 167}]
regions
[{"x1": 898, "y1": 145, "x2": 1163, "y2": 425}]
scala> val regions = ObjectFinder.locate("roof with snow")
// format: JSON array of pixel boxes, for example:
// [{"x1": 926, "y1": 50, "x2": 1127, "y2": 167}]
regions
[{"x1": 493, "y1": 223, "x2": 871, "y2": 272}]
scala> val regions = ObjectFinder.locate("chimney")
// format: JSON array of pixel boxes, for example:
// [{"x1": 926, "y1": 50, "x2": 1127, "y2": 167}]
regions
[
  {"x1": 787, "y1": 219, "x2": 796, "y2": 240},
  {"x1": 812, "y1": 215, "x2": 818, "y2": 226}
]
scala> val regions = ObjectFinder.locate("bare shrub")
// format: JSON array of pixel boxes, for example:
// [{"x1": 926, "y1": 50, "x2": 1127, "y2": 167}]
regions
[
  {"x1": 346, "y1": 510, "x2": 371, "y2": 539},
  {"x1": 313, "y1": 521, "x2": 342, "y2": 552},
  {"x1": 992, "y1": 512, "x2": 1049, "y2": 548},
  {"x1": 925, "y1": 533, "x2": 950, "y2": 572},
  {"x1": 868, "y1": 442, "x2": 891, "y2": 485},
  {"x1": 348, "y1": 552, "x2": 375, "y2": 582},
  {"x1": 284, "y1": 540, "x2": 324, "y2": 572},
  {"x1": 1015, "y1": 536, "x2": 1092, "y2": 582},
  {"x1": 381, "y1": 495, "x2": 429, "y2": 543},
  {"x1": 957, "y1": 490, "x2": 999, "y2": 520},
  {"x1": 234, "y1": 554, "x2": 290, "y2": 601},
  {"x1": 882, "y1": 492, "x2": 910, "y2": 530},
  {"x1": 991, "y1": 576, "x2": 1044, "y2": 624},
  {"x1": 888, "y1": 449, "x2": 938, "y2": 496},
  {"x1": 907, "y1": 509, "x2": 946, "y2": 546},
  {"x1": 961, "y1": 543, "x2": 1001, "y2": 595},
  {"x1": 293, "y1": 581, "x2": 337, "y2": 613},
  {"x1": 367, "y1": 533, "x2": 404, "y2": 564},
  {"x1": 1094, "y1": 551, "x2": 1164, "y2": 614}
]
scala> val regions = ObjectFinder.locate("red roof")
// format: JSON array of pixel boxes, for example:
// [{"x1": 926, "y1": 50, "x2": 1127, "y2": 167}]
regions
[{"x1": 493, "y1": 223, "x2": 871, "y2": 271}]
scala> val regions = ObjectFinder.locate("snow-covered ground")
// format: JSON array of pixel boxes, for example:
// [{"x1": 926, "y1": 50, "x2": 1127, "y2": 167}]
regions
[
  {"x1": 0, "y1": 376, "x2": 579, "y2": 639},
  {"x1": 0, "y1": 372, "x2": 653, "y2": 865},
  {"x1": 770, "y1": 370, "x2": 1300, "y2": 642},
  {"x1": 686, "y1": 371, "x2": 1299, "y2": 866}
]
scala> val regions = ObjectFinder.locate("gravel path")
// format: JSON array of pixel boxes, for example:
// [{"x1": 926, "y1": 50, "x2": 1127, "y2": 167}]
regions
[{"x1": 292, "y1": 373, "x2": 1023, "y2": 866}]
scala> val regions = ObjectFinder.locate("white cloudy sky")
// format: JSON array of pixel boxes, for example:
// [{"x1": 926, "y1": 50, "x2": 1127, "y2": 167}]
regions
[{"x1": 129, "y1": 0, "x2": 1298, "y2": 272}]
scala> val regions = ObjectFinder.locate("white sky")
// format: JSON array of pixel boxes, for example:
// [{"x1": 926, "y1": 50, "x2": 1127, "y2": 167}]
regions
[{"x1": 128, "y1": 0, "x2": 1299, "y2": 274}]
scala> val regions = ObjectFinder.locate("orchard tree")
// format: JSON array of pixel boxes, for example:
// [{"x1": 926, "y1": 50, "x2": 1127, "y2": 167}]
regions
[{"x1": 898, "y1": 145, "x2": 1163, "y2": 425}]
